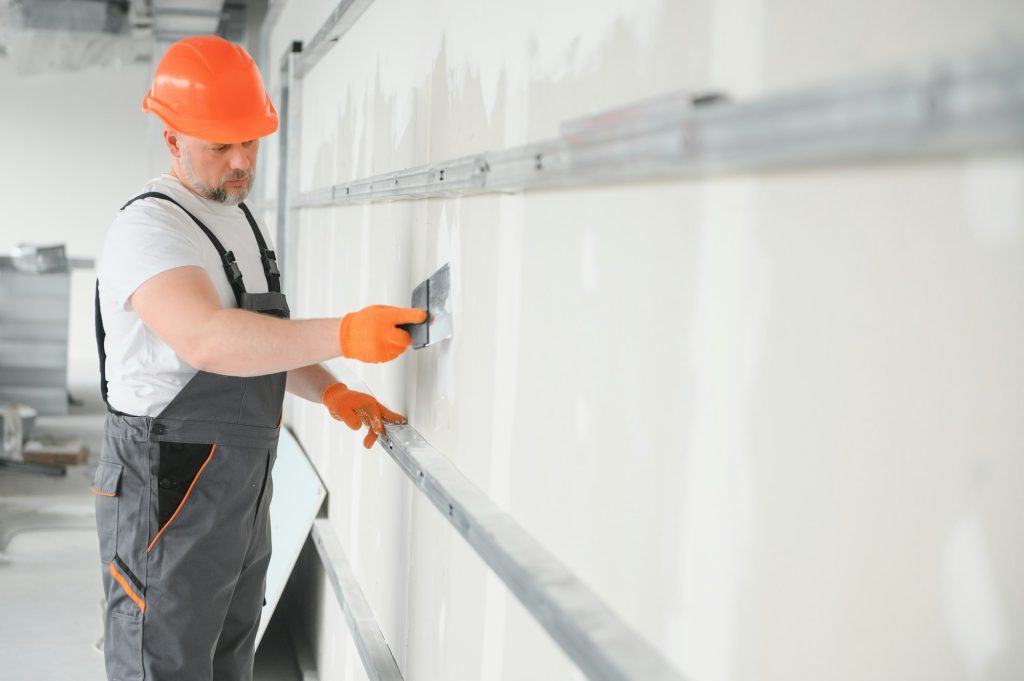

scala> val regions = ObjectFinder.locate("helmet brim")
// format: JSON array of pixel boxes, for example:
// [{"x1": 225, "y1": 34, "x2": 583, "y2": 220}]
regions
[{"x1": 143, "y1": 94, "x2": 279, "y2": 144}]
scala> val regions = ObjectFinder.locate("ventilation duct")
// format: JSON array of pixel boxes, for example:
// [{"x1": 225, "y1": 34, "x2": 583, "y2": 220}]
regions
[
  {"x1": 0, "y1": 0, "x2": 248, "y2": 74},
  {"x1": 151, "y1": 0, "x2": 224, "y2": 43},
  {"x1": 17, "y1": 0, "x2": 128, "y2": 33}
]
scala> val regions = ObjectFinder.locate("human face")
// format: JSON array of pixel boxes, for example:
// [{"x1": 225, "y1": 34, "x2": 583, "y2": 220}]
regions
[{"x1": 175, "y1": 134, "x2": 259, "y2": 206}]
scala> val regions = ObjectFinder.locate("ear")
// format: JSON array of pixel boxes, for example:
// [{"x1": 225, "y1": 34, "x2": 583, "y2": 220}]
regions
[{"x1": 164, "y1": 129, "x2": 184, "y2": 158}]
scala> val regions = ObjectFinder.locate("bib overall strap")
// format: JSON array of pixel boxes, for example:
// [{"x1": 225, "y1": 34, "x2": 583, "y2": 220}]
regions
[
  {"x1": 238, "y1": 202, "x2": 281, "y2": 294},
  {"x1": 95, "y1": 279, "x2": 115, "y2": 410},
  {"x1": 121, "y1": 192, "x2": 246, "y2": 306}
]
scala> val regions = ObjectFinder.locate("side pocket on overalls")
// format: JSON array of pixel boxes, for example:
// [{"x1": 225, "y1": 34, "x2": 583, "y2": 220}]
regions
[
  {"x1": 148, "y1": 441, "x2": 216, "y2": 552},
  {"x1": 94, "y1": 460, "x2": 145, "y2": 681},
  {"x1": 91, "y1": 460, "x2": 123, "y2": 564},
  {"x1": 108, "y1": 554, "x2": 145, "y2": 681}
]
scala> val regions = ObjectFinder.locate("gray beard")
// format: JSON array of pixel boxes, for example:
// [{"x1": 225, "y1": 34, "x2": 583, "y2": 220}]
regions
[
  {"x1": 181, "y1": 148, "x2": 253, "y2": 206},
  {"x1": 196, "y1": 181, "x2": 251, "y2": 206}
]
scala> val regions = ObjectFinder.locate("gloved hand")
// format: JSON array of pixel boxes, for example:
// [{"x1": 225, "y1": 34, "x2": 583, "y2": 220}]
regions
[
  {"x1": 339, "y1": 305, "x2": 427, "y2": 363},
  {"x1": 321, "y1": 382, "x2": 406, "y2": 449}
]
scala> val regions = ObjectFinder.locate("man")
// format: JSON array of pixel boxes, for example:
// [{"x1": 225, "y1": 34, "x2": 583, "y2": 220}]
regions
[{"x1": 92, "y1": 35, "x2": 424, "y2": 681}]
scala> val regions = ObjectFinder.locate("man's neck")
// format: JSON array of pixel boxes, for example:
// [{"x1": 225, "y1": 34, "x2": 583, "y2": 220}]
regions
[{"x1": 169, "y1": 164, "x2": 202, "y2": 199}]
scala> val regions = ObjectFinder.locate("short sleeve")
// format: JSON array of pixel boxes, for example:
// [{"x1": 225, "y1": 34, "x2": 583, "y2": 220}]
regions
[{"x1": 99, "y1": 201, "x2": 205, "y2": 311}]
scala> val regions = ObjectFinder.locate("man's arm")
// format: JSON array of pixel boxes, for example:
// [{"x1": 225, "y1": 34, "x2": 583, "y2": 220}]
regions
[
  {"x1": 286, "y1": 364, "x2": 337, "y2": 402},
  {"x1": 129, "y1": 265, "x2": 424, "y2": 376},
  {"x1": 131, "y1": 266, "x2": 339, "y2": 376}
]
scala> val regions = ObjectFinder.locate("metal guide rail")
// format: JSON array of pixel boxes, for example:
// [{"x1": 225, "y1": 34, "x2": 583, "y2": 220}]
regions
[
  {"x1": 274, "y1": 41, "x2": 302, "y2": 278},
  {"x1": 311, "y1": 519, "x2": 405, "y2": 681},
  {"x1": 298, "y1": 0, "x2": 377, "y2": 78},
  {"x1": 376, "y1": 424, "x2": 686, "y2": 681},
  {"x1": 309, "y1": 421, "x2": 685, "y2": 681},
  {"x1": 288, "y1": 46, "x2": 1024, "y2": 208}
]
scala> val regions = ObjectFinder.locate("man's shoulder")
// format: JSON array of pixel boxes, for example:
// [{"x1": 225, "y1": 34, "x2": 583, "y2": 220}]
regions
[
  {"x1": 113, "y1": 181, "x2": 198, "y2": 233},
  {"x1": 99, "y1": 187, "x2": 207, "y2": 296},
  {"x1": 106, "y1": 192, "x2": 204, "y2": 255},
  {"x1": 118, "y1": 176, "x2": 191, "y2": 215}
]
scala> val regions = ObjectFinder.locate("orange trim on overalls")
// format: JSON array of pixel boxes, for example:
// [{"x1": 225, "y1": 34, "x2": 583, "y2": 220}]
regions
[
  {"x1": 90, "y1": 488, "x2": 116, "y2": 497},
  {"x1": 147, "y1": 444, "x2": 217, "y2": 553},
  {"x1": 109, "y1": 562, "x2": 146, "y2": 614}
]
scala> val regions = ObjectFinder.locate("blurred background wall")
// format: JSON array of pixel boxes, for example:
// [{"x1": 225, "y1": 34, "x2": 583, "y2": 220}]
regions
[{"x1": 0, "y1": 53, "x2": 164, "y2": 390}]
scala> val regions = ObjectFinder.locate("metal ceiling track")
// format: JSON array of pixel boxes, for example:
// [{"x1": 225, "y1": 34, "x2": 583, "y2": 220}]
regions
[{"x1": 291, "y1": 46, "x2": 1024, "y2": 208}]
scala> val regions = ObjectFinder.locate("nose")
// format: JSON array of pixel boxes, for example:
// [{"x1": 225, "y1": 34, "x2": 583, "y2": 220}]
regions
[{"x1": 227, "y1": 145, "x2": 251, "y2": 173}]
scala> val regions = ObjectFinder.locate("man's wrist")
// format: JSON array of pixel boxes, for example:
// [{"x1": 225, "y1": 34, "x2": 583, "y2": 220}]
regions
[{"x1": 320, "y1": 381, "x2": 348, "y2": 404}]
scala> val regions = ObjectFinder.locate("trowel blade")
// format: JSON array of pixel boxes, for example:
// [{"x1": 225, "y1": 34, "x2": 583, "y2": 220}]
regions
[{"x1": 400, "y1": 263, "x2": 452, "y2": 349}]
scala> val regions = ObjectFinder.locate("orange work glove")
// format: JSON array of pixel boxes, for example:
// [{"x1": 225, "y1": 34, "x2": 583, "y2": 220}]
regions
[
  {"x1": 321, "y1": 382, "x2": 407, "y2": 449},
  {"x1": 339, "y1": 305, "x2": 428, "y2": 363}
]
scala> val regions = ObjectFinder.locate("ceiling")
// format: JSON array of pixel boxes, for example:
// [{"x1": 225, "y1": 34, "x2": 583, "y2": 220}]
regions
[{"x1": 0, "y1": 0, "x2": 258, "y2": 72}]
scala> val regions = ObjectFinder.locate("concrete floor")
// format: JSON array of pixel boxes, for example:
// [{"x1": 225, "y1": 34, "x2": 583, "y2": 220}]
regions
[{"x1": 0, "y1": 386, "x2": 302, "y2": 681}]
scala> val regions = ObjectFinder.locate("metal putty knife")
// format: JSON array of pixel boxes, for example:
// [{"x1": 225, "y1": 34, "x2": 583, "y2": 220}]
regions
[{"x1": 398, "y1": 263, "x2": 453, "y2": 349}]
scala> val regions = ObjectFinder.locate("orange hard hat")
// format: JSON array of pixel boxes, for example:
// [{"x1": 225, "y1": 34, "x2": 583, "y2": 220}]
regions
[{"x1": 142, "y1": 35, "x2": 277, "y2": 143}]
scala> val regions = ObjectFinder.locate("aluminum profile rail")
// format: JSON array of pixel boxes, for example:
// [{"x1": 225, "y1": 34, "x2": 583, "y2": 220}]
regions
[
  {"x1": 294, "y1": 47, "x2": 1024, "y2": 208},
  {"x1": 378, "y1": 424, "x2": 685, "y2": 681},
  {"x1": 310, "y1": 519, "x2": 404, "y2": 681},
  {"x1": 275, "y1": 41, "x2": 303, "y2": 285},
  {"x1": 296, "y1": 0, "x2": 377, "y2": 78},
  {"x1": 251, "y1": 0, "x2": 288, "y2": 227}
]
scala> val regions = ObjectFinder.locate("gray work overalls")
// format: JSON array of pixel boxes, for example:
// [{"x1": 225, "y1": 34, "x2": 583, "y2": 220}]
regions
[{"x1": 93, "y1": 192, "x2": 289, "y2": 681}]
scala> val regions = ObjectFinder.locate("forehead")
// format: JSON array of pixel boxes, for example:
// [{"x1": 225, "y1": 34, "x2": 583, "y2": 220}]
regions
[
  {"x1": 172, "y1": 132, "x2": 235, "y2": 146},
  {"x1": 198, "y1": 139, "x2": 257, "y2": 147}
]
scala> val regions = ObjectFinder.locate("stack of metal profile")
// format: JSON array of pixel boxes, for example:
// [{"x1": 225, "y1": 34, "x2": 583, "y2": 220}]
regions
[
  {"x1": 0, "y1": 244, "x2": 72, "y2": 415},
  {"x1": 10, "y1": 243, "x2": 68, "y2": 274}
]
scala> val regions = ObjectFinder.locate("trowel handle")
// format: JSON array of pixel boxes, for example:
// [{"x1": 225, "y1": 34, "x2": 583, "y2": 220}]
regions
[{"x1": 397, "y1": 314, "x2": 428, "y2": 333}]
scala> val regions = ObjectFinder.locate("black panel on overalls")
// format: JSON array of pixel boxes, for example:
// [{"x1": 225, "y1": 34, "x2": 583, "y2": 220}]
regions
[{"x1": 93, "y1": 192, "x2": 288, "y2": 681}]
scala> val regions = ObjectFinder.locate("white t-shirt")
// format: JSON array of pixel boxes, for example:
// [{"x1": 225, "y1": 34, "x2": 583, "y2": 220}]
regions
[{"x1": 98, "y1": 174, "x2": 276, "y2": 416}]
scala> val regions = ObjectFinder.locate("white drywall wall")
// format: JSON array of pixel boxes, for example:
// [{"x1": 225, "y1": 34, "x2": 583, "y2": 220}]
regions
[
  {"x1": 0, "y1": 55, "x2": 165, "y2": 391},
  {"x1": 265, "y1": 2, "x2": 1024, "y2": 680}
]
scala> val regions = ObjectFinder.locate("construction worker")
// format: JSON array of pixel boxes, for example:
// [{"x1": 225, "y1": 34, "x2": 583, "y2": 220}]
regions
[{"x1": 91, "y1": 35, "x2": 424, "y2": 681}]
